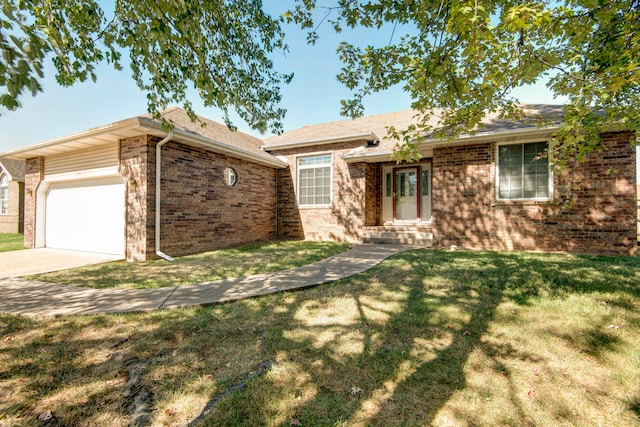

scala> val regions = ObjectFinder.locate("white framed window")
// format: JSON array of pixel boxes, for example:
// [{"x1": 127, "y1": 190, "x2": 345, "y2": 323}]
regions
[
  {"x1": 497, "y1": 141, "x2": 552, "y2": 200},
  {"x1": 298, "y1": 154, "x2": 332, "y2": 206},
  {"x1": 0, "y1": 174, "x2": 8, "y2": 215}
]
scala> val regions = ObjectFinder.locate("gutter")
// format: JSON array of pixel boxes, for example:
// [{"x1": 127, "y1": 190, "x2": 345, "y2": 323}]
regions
[
  {"x1": 155, "y1": 131, "x2": 174, "y2": 261},
  {"x1": 0, "y1": 120, "x2": 142, "y2": 160},
  {"x1": 1, "y1": 117, "x2": 288, "y2": 169},
  {"x1": 262, "y1": 132, "x2": 380, "y2": 151},
  {"x1": 138, "y1": 118, "x2": 288, "y2": 169},
  {"x1": 343, "y1": 126, "x2": 559, "y2": 162}
]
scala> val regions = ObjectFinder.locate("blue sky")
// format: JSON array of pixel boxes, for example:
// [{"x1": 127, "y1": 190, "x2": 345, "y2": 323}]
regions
[{"x1": 0, "y1": 3, "x2": 562, "y2": 153}]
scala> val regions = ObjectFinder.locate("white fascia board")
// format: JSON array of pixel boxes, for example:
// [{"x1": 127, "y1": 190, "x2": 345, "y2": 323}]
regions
[
  {"x1": 343, "y1": 127, "x2": 558, "y2": 162},
  {"x1": 0, "y1": 118, "x2": 142, "y2": 160},
  {"x1": 138, "y1": 119, "x2": 288, "y2": 169},
  {"x1": 2, "y1": 116, "x2": 287, "y2": 169},
  {"x1": 262, "y1": 132, "x2": 380, "y2": 151}
]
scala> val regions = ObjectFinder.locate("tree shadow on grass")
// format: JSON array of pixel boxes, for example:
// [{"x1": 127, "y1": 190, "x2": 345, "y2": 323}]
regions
[
  {"x1": 2, "y1": 249, "x2": 639, "y2": 425},
  {"x1": 203, "y1": 250, "x2": 518, "y2": 425},
  {"x1": 206, "y1": 249, "x2": 640, "y2": 426}
]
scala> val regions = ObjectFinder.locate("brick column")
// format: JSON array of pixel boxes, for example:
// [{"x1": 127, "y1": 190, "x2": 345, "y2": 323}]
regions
[
  {"x1": 119, "y1": 135, "x2": 153, "y2": 261},
  {"x1": 24, "y1": 157, "x2": 44, "y2": 248}
]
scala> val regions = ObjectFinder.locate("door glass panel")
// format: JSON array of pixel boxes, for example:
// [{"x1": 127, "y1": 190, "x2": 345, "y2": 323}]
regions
[
  {"x1": 395, "y1": 169, "x2": 418, "y2": 220},
  {"x1": 408, "y1": 171, "x2": 416, "y2": 196},
  {"x1": 421, "y1": 170, "x2": 429, "y2": 195}
]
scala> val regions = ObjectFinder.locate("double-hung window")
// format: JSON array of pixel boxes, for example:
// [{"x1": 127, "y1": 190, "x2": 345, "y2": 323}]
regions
[
  {"x1": 0, "y1": 174, "x2": 8, "y2": 215},
  {"x1": 298, "y1": 154, "x2": 332, "y2": 206},
  {"x1": 497, "y1": 141, "x2": 551, "y2": 200}
]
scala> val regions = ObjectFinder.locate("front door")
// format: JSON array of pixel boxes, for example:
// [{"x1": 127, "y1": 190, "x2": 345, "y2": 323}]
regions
[
  {"x1": 394, "y1": 167, "x2": 419, "y2": 221},
  {"x1": 382, "y1": 164, "x2": 431, "y2": 224}
]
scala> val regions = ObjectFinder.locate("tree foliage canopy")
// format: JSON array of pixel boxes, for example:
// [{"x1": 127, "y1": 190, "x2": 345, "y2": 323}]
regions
[
  {"x1": 0, "y1": 0, "x2": 292, "y2": 133},
  {"x1": 1, "y1": 1, "x2": 639, "y2": 163},
  {"x1": 287, "y1": 0, "x2": 640, "y2": 163}
]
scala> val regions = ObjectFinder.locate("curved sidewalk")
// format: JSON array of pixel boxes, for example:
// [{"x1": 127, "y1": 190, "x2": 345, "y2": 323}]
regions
[{"x1": 0, "y1": 244, "x2": 412, "y2": 317}]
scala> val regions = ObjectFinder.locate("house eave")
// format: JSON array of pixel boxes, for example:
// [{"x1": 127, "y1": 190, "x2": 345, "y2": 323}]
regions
[
  {"x1": 1, "y1": 117, "x2": 288, "y2": 169},
  {"x1": 138, "y1": 119, "x2": 288, "y2": 169},
  {"x1": 262, "y1": 132, "x2": 380, "y2": 151},
  {"x1": 0, "y1": 118, "x2": 143, "y2": 160},
  {"x1": 343, "y1": 126, "x2": 558, "y2": 163}
]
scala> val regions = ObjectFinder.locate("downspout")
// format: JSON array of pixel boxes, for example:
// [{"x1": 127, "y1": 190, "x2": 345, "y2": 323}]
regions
[{"x1": 155, "y1": 131, "x2": 174, "y2": 261}]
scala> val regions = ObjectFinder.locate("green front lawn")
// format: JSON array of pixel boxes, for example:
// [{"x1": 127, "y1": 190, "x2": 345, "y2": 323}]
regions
[
  {"x1": 2, "y1": 249, "x2": 639, "y2": 426},
  {"x1": 0, "y1": 233, "x2": 25, "y2": 252},
  {"x1": 30, "y1": 240, "x2": 351, "y2": 289}
]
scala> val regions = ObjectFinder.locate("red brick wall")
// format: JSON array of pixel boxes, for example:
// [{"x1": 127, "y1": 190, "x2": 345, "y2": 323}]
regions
[
  {"x1": 23, "y1": 157, "x2": 44, "y2": 247},
  {"x1": 276, "y1": 168, "x2": 304, "y2": 240},
  {"x1": 432, "y1": 132, "x2": 637, "y2": 255},
  {"x1": 274, "y1": 140, "x2": 369, "y2": 242},
  {"x1": 364, "y1": 163, "x2": 379, "y2": 226},
  {"x1": 119, "y1": 135, "x2": 154, "y2": 261},
  {"x1": 156, "y1": 140, "x2": 277, "y2": 257}
]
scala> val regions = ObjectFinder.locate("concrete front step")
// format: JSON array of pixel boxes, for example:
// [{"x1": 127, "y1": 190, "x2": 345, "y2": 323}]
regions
[
  {"x1": 363, "y1": 236, "x2": 433, "y2": 246},
  {"x1": 361, "y1": 228, "x2": 434, "y2": 247}
]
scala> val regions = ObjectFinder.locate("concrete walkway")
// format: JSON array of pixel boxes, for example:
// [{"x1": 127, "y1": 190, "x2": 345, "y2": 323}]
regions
[
  {"x1": 0, "y1": 248, "x2": 123, "y2": 277},
  {"x1": 0, "y1": 244, "x2": 412, "y2": 317}
]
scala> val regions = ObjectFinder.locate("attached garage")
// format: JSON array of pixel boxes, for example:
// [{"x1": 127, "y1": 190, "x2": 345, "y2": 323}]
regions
[
  {"x1": 32, "y1": 143, "x2": 127, "y2": 256},
  {"x1": 44, "y1": 177, "x2": 125, "y2": 255}
]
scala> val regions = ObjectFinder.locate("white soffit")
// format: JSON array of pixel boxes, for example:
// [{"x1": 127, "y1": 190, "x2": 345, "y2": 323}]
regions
[
  {"x1": 1, "y1": 117, "x2": 288, "y2": 169},
  {"x1": 1, "y1": 118, "x2": 143, "y2": 159}
]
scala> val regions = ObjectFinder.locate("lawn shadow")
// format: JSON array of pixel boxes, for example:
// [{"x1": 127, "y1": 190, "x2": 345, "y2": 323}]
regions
[
  {"x1": 211, "y1": 249, "x2": 640, "y2": 425},
  {"x1": 205, "y1": 249, "x2": 520, "y2": 425}
]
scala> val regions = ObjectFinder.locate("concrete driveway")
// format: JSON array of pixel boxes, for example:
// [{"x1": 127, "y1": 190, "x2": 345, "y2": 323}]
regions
[{"x1": 0, "y1": 248, "x2": 123, "y2": 278}]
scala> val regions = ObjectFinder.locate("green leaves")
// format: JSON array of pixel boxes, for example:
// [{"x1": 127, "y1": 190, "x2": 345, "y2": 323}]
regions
[
  {"x1": 1, "y1": 0, "x2": 292, "y2": 134},
  {"x1": 291, "y1": 0, "x2": 640, "y2": 163}
]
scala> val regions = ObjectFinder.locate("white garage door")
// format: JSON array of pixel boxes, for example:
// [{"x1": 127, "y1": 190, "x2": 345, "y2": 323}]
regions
[{"x1": 45, "y1": 177, "x2": 125, "y2": 255}]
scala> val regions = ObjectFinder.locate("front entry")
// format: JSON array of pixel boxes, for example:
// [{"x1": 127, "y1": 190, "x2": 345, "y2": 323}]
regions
[
  {"x1": 382, "y1": 163, "x2": 431, "y2": 223},
  {"x1": 394, "y1": 167, "x2": 419, "y2": 220}
]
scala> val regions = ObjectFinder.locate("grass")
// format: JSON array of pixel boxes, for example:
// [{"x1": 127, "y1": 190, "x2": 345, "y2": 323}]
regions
[
  {"x1": 0, "y1": 233, "x2": 25, "y2": 252},
  {"x1": 2, "y1": 249, "x2": 640, "y2": 426},
  {"x1": 30, "y1": 240, "x2": 351, "y2": 289}
]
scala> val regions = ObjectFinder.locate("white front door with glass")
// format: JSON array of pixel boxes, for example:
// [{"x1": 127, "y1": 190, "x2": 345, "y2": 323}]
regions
[{"x1": 382, "y1": 164, "x2": 432, "y2": 223}]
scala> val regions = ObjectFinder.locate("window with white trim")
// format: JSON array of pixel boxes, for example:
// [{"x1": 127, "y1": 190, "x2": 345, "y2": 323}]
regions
[
  {"x1": 0, "y1": 174, "x2": 8, "y2": 215},
  {"x1": 497, "y1": 141, "x2": 551, "y2": 200},
  {"x1": 298, "y1": 154, "x2": 332, "y2": 206}
]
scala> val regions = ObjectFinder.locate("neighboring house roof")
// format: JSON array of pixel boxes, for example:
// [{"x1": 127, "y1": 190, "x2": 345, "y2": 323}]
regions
[
  {"x1": 263, "y1": 104, "x2": 565, "y2": 161},
  {"x1": 0, "y1": 107, "x2": 287, "y2": 169},
  {"x1": 0, "y1": 157, "x2": 25, "y2": 182}
]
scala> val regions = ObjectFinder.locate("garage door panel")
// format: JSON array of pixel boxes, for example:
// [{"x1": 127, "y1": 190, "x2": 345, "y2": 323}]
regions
[{"x1": 45, "y1": 178, "x2": 125, "y2": 255}]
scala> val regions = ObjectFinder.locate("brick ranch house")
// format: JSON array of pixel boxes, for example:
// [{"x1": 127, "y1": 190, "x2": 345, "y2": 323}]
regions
[
  {"x1": 0, "y1": 157, "x2": 25, "y2": 233},
  {"x1": 1, "y1": 105, "x2": 637, "y2": 261}
]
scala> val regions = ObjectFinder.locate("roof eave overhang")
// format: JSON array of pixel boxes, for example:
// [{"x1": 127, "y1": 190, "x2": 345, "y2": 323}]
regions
[
  {"x1": 0, "y1": 118, "x2": 143, "y2": 160},
  {"x1": 262, "y1": 132, "x2": 380, "y2": 152},
  {"x1": 343, "y1": 126, "x2": 558, "y2": 163},
  {"x1": 138, "y1": 119, "x2": 288, "y2": 169},
  {"x1": 1, "y1": 117, "x2": 288, "y2": 169}
]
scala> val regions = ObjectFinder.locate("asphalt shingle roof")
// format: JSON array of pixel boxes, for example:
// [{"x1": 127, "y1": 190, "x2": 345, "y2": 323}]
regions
[
  {"x1": 0, "y1": 157, "x2": 25, "y2": 180},
  {"x1": 151, "y1": 107, "x2": 275, "y2": 162},
  {"x1": 264, "y1": 104, "x2": 565, "y2": 154}
]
